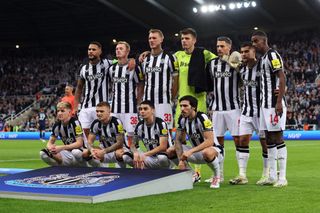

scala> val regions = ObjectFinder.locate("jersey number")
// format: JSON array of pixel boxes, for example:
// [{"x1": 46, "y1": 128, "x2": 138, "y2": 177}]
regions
[
  {"x1": 270, "y1": 114, "x2": 279, "y2": 126},
  {"x1": 164, "y1": 113, "x2": 172, "y2": 122},
  {"x1": 130, "y1": 116, "x2": 138, "y2": 125}
]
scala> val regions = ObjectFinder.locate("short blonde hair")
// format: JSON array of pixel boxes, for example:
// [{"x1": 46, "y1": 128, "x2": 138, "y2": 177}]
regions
[
  {"x1": 57, "y1": 102, "x2": 72, "y2": 110},
  {"x1": 117, "y1": 41, "x2": 130, "y2": 51},
  {"x1": 149, "y1": 29, "x2": 164, "y2": 39}
]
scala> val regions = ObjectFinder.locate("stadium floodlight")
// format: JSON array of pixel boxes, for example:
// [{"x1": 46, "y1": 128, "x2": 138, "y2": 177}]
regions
[
  {"x1": 194, "y1": 1, "x2": 257, "y2": 14},
  {"x1": 229, "y1": 3, "x2": 236, "y2": 10},
  {"x1": 112, "y1": 39, "x2": 117, "y2": 43},
  {"x1": 193, "y1": 7, "x2": 198, "y2": 13},
  {"x1": 254, "y1": 27, "x2": 258, "y2": 30},
  {"x1": 15, "y1": 45, "x2": 20, "y2": 49},
  {"x1": 236, "y1": 3, "x2": 243, "y2": 9},
  {"x1": 174, "y1": 33, "x2": 179, "y2": 37},
  {"x1": 201, "y1": 5, "x2": 208, "y2": 13},
  {"x1": 208, "y1": 4, "x2": 215, "y2": 12},
  {"x1": 244, "y1": 1, "x2": 250, "y2": 8}
]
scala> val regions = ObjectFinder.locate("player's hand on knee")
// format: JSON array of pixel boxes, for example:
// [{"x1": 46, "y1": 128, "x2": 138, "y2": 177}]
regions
[
  {"x1": 133, "y1": 152, "x2": 140, "y2": 168},
  {"x1": 178, "y1": 160, "x2": 186, "y2": 170},
  {"x1": 181, "y1": 151, "x2": 191, "y2": 161},
  {"x1": 139, "y1": 154, "x2": 146, "y2": 169},
  {"x1": 53, "y1": 146, "x2": 64, "y2": 154},
  {"x1": 94, "y1": 149, "x2": 105, "y2": 161}
]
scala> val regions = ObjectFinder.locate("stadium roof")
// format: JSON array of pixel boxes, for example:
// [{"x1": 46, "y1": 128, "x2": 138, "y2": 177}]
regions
[{"x1": 1, "y1": 0, "x2": 319, "y2": 45}]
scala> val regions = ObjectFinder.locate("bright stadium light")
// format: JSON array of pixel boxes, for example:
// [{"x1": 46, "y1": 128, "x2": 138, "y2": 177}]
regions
[
  {"x1": 229, "y1": 3, "x2": 236, "y2": 10},
  {"x1": 194, "y1": 1, "x2": 257, "y2": 14},
  {"x1": 254, "y1": 27, "x2": 258, "y2": 30},
  {"x1": 201, "y1": 5, "x2": 208, "y2": 13},
  {"x1": 174, "y1": 33, "x2": 179, "y2": 37},
  {"x1": 15, "y1": 45, "x2": 20, "y2": 49},
  {"x1": 252, "y1": 1, "x2": 257, "y2": 7},
  {"x1": 193, "y1": 7, "x2": 198, "y2": 13},
  {"x1": 208, "y1": 4, "x2": 215, "y2": 12},
  {"x1": 244, "y1": 1, "x2": 250, "y2": 8},
  {"x1": 112, "y1": 39, "x2": 117, "y2": 43}
]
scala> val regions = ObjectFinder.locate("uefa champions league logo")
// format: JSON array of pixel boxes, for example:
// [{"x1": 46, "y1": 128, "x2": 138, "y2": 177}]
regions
[{"x1": 5, "y1": 171, "x2": 120, "y2": 188}]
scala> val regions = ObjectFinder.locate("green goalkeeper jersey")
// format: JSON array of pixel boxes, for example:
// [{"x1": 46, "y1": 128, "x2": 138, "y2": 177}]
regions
[{"x1": 174, "y1": 49, "x2": 216, "y2": 125}]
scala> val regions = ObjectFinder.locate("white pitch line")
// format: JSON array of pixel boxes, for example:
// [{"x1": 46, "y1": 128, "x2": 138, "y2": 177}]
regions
[
  {"x1": 0, "y1": 158, "x2": 39, "y2": 163},
  {"x1": 224, "y1": 142, "x2": 319, "y2": 150}
]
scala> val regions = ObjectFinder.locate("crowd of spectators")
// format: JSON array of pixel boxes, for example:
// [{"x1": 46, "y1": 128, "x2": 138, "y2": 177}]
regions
[{"x1": 0, "y1": 29, "x2": 319, "y2": 131}]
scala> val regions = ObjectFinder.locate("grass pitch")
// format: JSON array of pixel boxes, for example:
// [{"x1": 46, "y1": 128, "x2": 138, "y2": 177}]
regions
[{"x1": 0, "y1": 139, "x2": 319, "y2": 213}]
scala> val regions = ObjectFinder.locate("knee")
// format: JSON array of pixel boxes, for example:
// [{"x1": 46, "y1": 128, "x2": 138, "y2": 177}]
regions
[
  {"x1": 158, "y1": 155, "x2": 169, "y2": 168},
  {"x1": 239, "y1": 136, "x2": 249, "y2": 146},
  {"x1": 166, "y1": 147, "x2": 176, "y2": 159},
  {"x1": 122, "y1": 153, "x2": 133, "y2": 166},
  {"x1": 39, "y1": 150, "x2": 47, "y2": 160},
  {"x1": 203, "y1": 148, "x2": 217, "y2": 161},
  {"x1": 71, "y1": 149, "x2": 83, "y2": 161}
]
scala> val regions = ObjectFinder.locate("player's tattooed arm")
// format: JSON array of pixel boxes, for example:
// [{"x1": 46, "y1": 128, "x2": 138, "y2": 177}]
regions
[
  {"x1": 174, "y1": 129, "x2": 184, "y2": 160},
  {"x1": 104, "y1": 134, "x2": 124, "y2": 154}
]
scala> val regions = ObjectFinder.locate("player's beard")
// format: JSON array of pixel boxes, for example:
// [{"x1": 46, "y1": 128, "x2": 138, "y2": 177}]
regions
[{"x1": 89, "y1": 55, "x2": 97, "y2": 61}]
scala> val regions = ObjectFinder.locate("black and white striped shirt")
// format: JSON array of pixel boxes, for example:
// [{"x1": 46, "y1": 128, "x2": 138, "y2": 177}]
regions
[
  {"x1": 177, "y1": 112, "x2": 219, "y2": 147},
  {"x1": 142, "y1": 51, "x2": 177, "y2": 104},
  {"x1": 134, "y1": 117, "x2": 169, "y2": 152},
  {"x1": 90, "y1": 116, "x2": 124, "y2": 148},
  {"x1": 260, "y1": 49, "x2": 286, "y2": 108},
  {"x1": 51, "y1": 117, "x2": 83, "y2": 146},
  {"x1": 109, "y1": 63, "x2": 143, "y2": 113},
  {"x1": 207, "y1": 58, "x2": 241, "y2": 111},
  {"x1": 79, "y1": 59, "x2": 112, "y2": 109},
  {"x1": 240, "y1": 60, "x2": 261, "y2": 117}
]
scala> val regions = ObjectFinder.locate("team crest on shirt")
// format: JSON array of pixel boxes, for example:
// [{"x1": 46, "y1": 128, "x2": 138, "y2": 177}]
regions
[
  {"x1": 5, "y1": 171, "x2": 120, "y2": 188},
  {"x1": 161, "y1": 129, "x2": 168, "y2": 135},
  {"x1": 271, "y1": 59, "x2": 281, "y2": 69},
  {"x1": 117, "y1": 124, "x2": 124, "y2": 133},
  {"x1": 75, "y1": 125, "x2": 83, "y2": 135},
  {"x1": 203, "y1": 119, "x2": 212, "y2": 129}
]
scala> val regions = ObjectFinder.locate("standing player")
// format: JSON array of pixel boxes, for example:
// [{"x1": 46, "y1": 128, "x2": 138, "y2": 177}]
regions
[
  {"x1": 174, "y1": 28, "x2": 217, "y2": 125},
  {"x1": 74, "y1": 41, "x2": 112, "y2": 143},
  {"x1": 39, "y1": 102, "x2": 84, "y2": 166},
  {"x1": 80, "y1": 102, "x2": 126, "y2": 168},
  {"x1": 206, "y1": 36, "x2": 241, "y2": 183},
  {"x1": 251, "y1": 31, "x2": 287, "y2": 187},
  {"x1": 61, "y1": 85, "x2": 75, "y2": 113},
  {"x1": 141, "y1": 29, "x2": 177, "y2": 131},
  {"x1": 123, "y1": 100, "x2": 170, "y2": 169},
  {"x1": 229, "y1": 42, "x2": 269, "y2": 185},
  {"x1": 109, "y1": 41, "x2": 144, "y2": 148},
  {"x1": 170, "y1": 95, "x2": 222, "y2": 188},
  {"x1": 174, "y1": 28, "x2": 217, "y2": 179},
  {"x1": 37, "y1": 108, "x2": 47, "y2": 143}
]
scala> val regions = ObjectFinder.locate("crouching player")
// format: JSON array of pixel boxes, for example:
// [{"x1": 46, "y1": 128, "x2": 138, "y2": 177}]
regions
[
  {"x1": 81, "y1": 102, "x2": 126, "y2": 168},
  {"x1": 123, "y1": 100, "x2": 170, "y2": 169},
  {"x1": 167, "y1": 95, "x2": 223, "y2": 189},
  {"x1": 40, "y1": 102, "x2": 84, "y2": 166}
]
